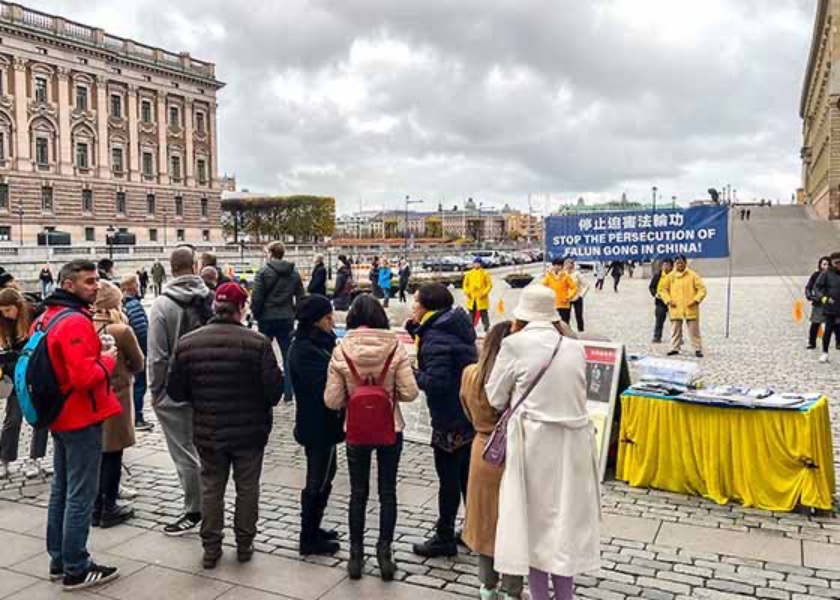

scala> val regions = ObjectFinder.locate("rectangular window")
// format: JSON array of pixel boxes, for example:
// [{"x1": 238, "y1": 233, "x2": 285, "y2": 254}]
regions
[
  {"x1": 110, "y1": 94, "x2": 122, "y2": 118},
  {"x1": 149, "y1": 228, "x2": 158, "y2": 242},
  {"x1": 0, "y1": 132, "x2": 5, "y2": 161},
  {"x1": 41, "y1": 186, "x2": 53, "y2": 212},
  {"x1": 195, "y1": 112, "x2": 205, "y2": 133},
  {"x1": 168, "y1": 106, "x2": 179, "y2": 127},
  {"x1": 76, "y1": 142, "x2": 89, "y2": 169},
  {"x1": 170, "y1": 155, "x2": 181, "y2": 180},
  {"x1": 176, "y1": 228, "x2": 185, "y2": 242},
  {"x1": 175, "y1": 195, "x2": 183, "y2": 217},
  {"x1": 84, "y1": 227, "x2": 94, "y2": 242},
  {"x1": 200, "y1": 197, "x2": 208, "y2": 218},
  {"x1": 82, "y1": 189, "x2": 93, "y2": 213},
  {"x1": 0, "y1": 226, "x2": 10, "y2": 241},
  {"x1": 75, "y1": 86, "x2": 87, "y2": 111},
  {"x1": 116, "y1": 191, "x2": 126, "y2": 215},
  {"x1": 0, "y1": 183, "x2": 8, "y2": 209},
  {"x1": 202, "y1": 229, "x2": 210, "y2": 242},
  {"x1": 197, "y1": 159, "x2": 207, "y2": 184},
  {"x1": 0, "y1": 72, "x2": 4, "y2": 96},
  {"x1": 111, "y1": 147, "x2": 123, "y2": 172},
  {"x1": 142, "y1": 152, "x2": 153, "y2": 176},
  {"x1": 141, "y1": 100, "x2": 152, "y2": 123},
  {"x1": 34, "y1": 77, "x2": 47, "y2": 103},
  {"x1": 35, "y1": 137, "x2": 49, "y2": 166},
  {"x1": 146, "y1": 193, "x2": 155, "y2": 215}
]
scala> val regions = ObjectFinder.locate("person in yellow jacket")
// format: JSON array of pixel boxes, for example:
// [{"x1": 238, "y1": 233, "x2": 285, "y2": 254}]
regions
[
  {"x1": 659, "y1": 255, "x2": 707, "y2": 358},
  {"x1": 649, "y1": 258, "x2": 673, "y2": 343},
  {"x1": 463, "y1": 258, "x2": 492, "y2": 332},
  {"x1": 542, "y1": 257, "x2": 578, "y2": 324}
]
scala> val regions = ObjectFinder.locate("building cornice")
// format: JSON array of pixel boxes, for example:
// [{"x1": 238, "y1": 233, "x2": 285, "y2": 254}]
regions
[{"x1": 801, "y1": 0, "x2": 828, "y2": 119}]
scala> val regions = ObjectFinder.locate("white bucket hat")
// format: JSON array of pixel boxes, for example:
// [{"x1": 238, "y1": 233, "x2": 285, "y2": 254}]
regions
[{"x1": 514, "y1": 284, "x2": 559, "y2": 323}]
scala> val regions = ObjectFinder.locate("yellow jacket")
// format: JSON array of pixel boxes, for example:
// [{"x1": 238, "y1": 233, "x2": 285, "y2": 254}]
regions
[
  {"x1": 542, "y1": 271, "x2": 577, "y2": 309},
  {"x1": 660, "y1": 268, "x2": 706, "y2": 320},
  {"x1": 463, "y1": 267, "x2": 492, "y2": 311},
  {"x1": 656, "y1": 271, "x2": 670, "y2": 298}
]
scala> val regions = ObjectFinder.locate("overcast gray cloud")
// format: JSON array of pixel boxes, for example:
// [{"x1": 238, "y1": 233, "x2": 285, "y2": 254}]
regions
[{"x1": 29, "y1": 0, "x2": 814, "y2": 214}]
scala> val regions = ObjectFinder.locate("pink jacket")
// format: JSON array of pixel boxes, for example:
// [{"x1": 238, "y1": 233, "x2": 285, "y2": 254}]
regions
[{"x1": 325, "y1": 328, "x2": 419, "y2": 432}]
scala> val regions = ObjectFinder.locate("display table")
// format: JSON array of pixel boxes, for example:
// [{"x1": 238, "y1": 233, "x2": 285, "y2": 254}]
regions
[{"x1": 616, "y1": 392, "x2": 836, "y2": 511}]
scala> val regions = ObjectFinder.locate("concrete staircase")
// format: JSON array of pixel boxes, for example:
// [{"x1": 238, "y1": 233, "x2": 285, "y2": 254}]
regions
[{"x1": 694, "y1": 205, "x2": 840, "y2": 277}]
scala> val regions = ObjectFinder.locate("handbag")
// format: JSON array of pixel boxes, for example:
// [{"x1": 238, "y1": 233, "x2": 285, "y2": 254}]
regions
[{"x1": 482, "y1": 335, "x2": 563, "y2": 467}]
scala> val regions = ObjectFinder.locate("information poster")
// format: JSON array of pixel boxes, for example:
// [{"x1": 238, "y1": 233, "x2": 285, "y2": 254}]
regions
[{"x1": 581, "y1": 341, "x2": 625, "y2": 481}]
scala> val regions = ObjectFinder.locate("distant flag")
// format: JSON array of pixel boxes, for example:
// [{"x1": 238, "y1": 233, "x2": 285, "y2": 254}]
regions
[
  {"x1": 496, "y1": 299, "x2": 505, "y2": 316},
  {"x1": 793, "y1": 299, "x2": 804, "y2": 324}
]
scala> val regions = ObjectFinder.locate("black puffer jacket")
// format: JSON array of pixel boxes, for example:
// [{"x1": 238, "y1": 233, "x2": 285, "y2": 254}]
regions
[
  {"x1": 167, "y1": 317, "x2": 284, "y2": 451},
  {"x1": 413, "y1": 307, "x2": 478, "y2": 432},
  {"x1": 307, "y1": 263, "x2": 327, "y2": 296},
  {"x1": 816, "y1": 267, "x2": 840, "y2": 317},
  {"x1": 288, "y1": 326, "x2": 344, "y2": 447},
  {"x1": 251, "y1": 260, "x2": 305, "y2": 321}
]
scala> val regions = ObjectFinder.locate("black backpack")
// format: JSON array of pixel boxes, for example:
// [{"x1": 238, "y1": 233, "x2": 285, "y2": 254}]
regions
[{"x1": 163, "y1": 292, "x2": 213, "y2": 337}]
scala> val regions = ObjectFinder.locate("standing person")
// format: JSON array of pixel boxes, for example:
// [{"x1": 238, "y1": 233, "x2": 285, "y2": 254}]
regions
[
  {"x1": 97, "y1": 259, "x2": 115, "y2": 283},
  {"x1": 332, "y1": 254, "x2": 354, "y2": 311},
  {"x1": 251, "y1": 241, "x2": 305, "y2": 404},
  {"x1": 288, "y1": 295, "x2": 343, "y2": 557},
  {"x1": 151, "y1": 260, "x2": 166, "y2": 297},
  {"x1": 398, "y1": 259, "x2": 411, "y2": 303},
  {"x1": 649, "y1": 259, "x2": 673, "y2": 344},
  {"x1": 486, "y1": 285, "x2": 601, "y2": 600},
  {"x1": 325, "y1": 295, "x2": 419, "y2": 580},
  {"x1": 307, "y1": 255, "x2": 328, "y2": 297},
  {"x1": 200, "y1": 252, "x2": 231, "y2": 285},
  {"x1": 542, "y1": 257, "x2": 577, "y2": 324},
  {"x1": 40, "y1": 260, "x2": 123, "y2": 590},
  {"x1": 460, "y1": 321, "x2": 525, "y2": 600},
  {"x1": 566, "y1": 258, "x2": 588, "y2": 332},
  {"x1": 594, "y1": 261, "x2": 606, "y2": 291},
  {"x1": 378, "y1": 256, "x2": 393, "y2": 308},
  {"x1": 407, "y1": 283, "x2": 478, "y2": 557},
  {"x1": 148, "y1": 247, "x2": 213, "y2": 536},
  {"x1": 463, "y1": 258, "x2": 492, "y2": 333},
  {"x1": 92, "y1": 282, "x2": 144, "y2": 529},
  {"x1": 120, "y1": 275, "x2": 152, "y2": 432},
  {"x1": 660, "y1": 255, "x2": 707, "y2": 358},
  {"x1": 200, "y1": 266, "x2": 219, "y2": 291},
  {"x1": 39, "y1": 264, "x2": 54, "y2": 298},
  {"x1": 369, "y1": 257, "x2": 381, "y2": 298},
  {"x1": 168, "y1": 283, "x2": 284, "y2": 568},
  {"x1": 806, "y1": 257, "x2": 832, "y2": 350},
  {"x1": 0, "y1": 289, "x2": 49, "y2": 479},
  {"x1": 815, "y1": 252, "x2": 840, "y2": 363},
  {"x1": 137, "y1": 267, "x2": 149, "y2": 299},
  {"x1": 608, "y1": 260, "x2": 624, "y2": 293}
]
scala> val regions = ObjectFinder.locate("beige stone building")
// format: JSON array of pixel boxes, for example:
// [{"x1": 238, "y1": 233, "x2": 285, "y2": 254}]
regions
[
  {"x1": 801, "y1": 0, "x2": 840, "y2": 220},
  {"x1": 0, "y1": 2, "x2": 224, "y2": 247}
]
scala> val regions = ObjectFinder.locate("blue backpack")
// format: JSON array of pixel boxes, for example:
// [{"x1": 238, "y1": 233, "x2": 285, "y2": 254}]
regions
[{"x1": 14, "y1": 309, "x2": 77, "y2": 429}]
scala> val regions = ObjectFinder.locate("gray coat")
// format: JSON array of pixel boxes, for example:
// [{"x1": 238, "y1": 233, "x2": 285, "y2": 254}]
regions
[{"x1": 251, "y1": 260, "x2": 305, "y2": 322}]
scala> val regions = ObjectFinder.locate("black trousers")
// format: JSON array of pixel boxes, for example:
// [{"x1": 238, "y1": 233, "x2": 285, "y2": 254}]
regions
[
  {"x1": 613, "y1": 275, "x2": 621, "y2": 292},
  {"x1": 1, "y1": 390, "x2": 49, "y2": 463},
  {"x1": 300, "y1": 445, "x2": 337, "y2": 543},
  {"x1": 346, "y1": 435, "x2": 402, "y2": 547},
  {"x1": 433, "y1": 444, "x2": 471, "y2": 537},
  {"x1": 571, "y1": 298, "x2": 584, "y2": 332},
  {"x1": 398, "y1": 285, "x2": 408, "y2": 303},
  {"x1": 823, "y1": 316, "x2": 840, "y2": 353},
  {"x1": 557, "y1": 308, "x2": 572, "y2": 324},
  {"x1": 198, "y1": 446, "x2": 265, "y2": 553},
  {"x1": 95, "y1": 450, "x2": 123, "y2": 510},
  {"x1": 654, "y1": 302, "x2": 669, "y2": 342},
  {"x1": 470, "y1": 308, "x2": 490, "y2": 332}
]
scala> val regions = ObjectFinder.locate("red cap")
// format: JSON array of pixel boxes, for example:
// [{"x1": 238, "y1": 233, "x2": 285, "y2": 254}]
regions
[{"x1": 215, "y1": 282, "x2": 248, "y2": 308}]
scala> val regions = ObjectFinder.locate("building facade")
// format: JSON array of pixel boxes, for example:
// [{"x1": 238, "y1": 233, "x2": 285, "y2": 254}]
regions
[
  {"x1": 801, "y1": 0, "x2": 840, "y2": 220},
  {"x1": 0, "y1": 2, "x2": 225, "y2": 246}
]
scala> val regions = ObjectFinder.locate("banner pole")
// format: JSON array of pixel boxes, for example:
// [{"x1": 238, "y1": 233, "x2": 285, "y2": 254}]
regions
[{"x1": 725, "y1": 205, "x2": 734, "y2": 339}]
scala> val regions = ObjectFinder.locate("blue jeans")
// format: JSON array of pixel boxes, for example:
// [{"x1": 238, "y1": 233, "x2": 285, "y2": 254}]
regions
[
  {"x1": 258, "y1": 318, "x2": 294, "y2": 399},
  {"x1": 133, "y1": 367, "x2": 148, "y2": 423},
  {"x1": 47, "y1": 424, "x2": 103, "y2": 577}
]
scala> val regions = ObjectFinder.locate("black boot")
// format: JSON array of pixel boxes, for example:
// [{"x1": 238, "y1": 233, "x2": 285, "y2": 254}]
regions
[
  {"x1": 347, "y1": 544, "x2": 364, "y2": 580},
  {"x1": 299, "y1": 492, "x2": 340, "y2": 556},
  {"x1": 376, "y1": 541, "x2": 396, "y2": 582},
  {"x1": 413, "y1": 529, "x2": 457, "y2": 558}
]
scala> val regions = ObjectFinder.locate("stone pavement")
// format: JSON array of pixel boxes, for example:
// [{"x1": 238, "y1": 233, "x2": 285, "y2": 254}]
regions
[{"x1": 1, "y1": 271, "x2": 839, "y2": 599}]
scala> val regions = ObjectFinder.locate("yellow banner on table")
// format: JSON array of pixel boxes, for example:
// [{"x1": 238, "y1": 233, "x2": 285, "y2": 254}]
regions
[{"x1": 616, "y1": 394, "x2": 835, "y2": 511}]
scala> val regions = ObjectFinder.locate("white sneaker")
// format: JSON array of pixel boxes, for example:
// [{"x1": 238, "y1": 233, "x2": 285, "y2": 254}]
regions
[
  {"x1": 479, "y1": 586, "x2": 499, "y2": 600},
  {"x1": 819, "y1": 353, "x2": 830, "y2": 363},
  {"x1": 24, "y1": 460, "x2": 41, "y2": 479},
  {"x1": 119, "y1": 485, "x2": 138, "y2": 500}
]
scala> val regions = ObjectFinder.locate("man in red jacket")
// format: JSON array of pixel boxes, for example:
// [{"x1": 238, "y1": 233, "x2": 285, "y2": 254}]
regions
[{"x1": 41, "y1": 259, "x2": 122, "y2": 591}]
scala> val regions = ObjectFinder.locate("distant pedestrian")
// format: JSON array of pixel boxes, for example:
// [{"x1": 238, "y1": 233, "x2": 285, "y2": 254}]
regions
[
  {"x1": 251, "y1": 241, "x2": 305, "y2": 403},
  {"x1": 168, "y1": 282, "x2": 284, "y2": 568},
  {"x1": 746, "y1": 209, "x2": 752, "y2": 221},
  {"x1": 805, "y1": 256, "x2": 832, "y2": 350},
  {"x1": 332, "y1": 255, "x2": 354, "y2": 311},
  {"x1": 594, "y1": 261, "x2": 606, "y2": 291},
  {"x1": 740, "y1": 209, "x2": 745, "y2": 221},
  {"x1": 398, "y1": 260, "x2": 411, "y2": 303},
  {"x1": 151, "y1": 260, "x2": 166, "y2": 296},
  {"x1": 200, "y1": 252, "x2": 231, "y2": 285},
  {"x1": 608, "y1": 261, "x2": 624, "y2": 293},
  {"x1": 39, "y1": 264, "x2": 54, "y2": 298},
  {"x1": 378, "y1": 256, "x2": 393, "y2": 308},
  {"x1": 565, "y1": 258, "x2": 588, "y2": 332},
  {"x1": 307, "y1": 255, "x2": 327, "y2": 297},
  {"x1": 815, "y1": 252, "x2": 840, "y2": 363},
  {"x1": 463, "y1": 258, "x2": 492, "y2": 332},
  {"x1": 369, "y1": 257, "x2": 381, "y2": 298},
  {"x1": 120, "y1": 275, "x2": 152, "y2": 432},
  {"x1": 200, "y1": 266, "x2": 219, "y2": 291},
  {"x1": 542, "y1": 257, "x2": 577, "y2": 324},
  {"x1": 660, "y1": 255, "x2": 707, "y2": 358},
  {"x1": 325, "y1": 295, "x2": 419, "y2": 580},
  {"x1": 97, "y1": 258, "x2": 115, "y2": 282},
  {"x1": 137, "y1": 267, "x2": 149, "y2": 299},
  {"x1": 649, "y1": 259, "x2": 673, "y2": 344}
]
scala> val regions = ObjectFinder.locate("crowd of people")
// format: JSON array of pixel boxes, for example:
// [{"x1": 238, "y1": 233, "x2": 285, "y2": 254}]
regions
[{"x1": 805, "y1": 252, "x2": 840, "y2": 363}]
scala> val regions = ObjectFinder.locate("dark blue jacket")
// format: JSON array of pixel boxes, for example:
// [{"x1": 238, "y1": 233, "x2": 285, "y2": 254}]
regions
[
  {"x1": 414, "y1": 307, "x2": 478, "y2": 432},
  {"x1": 123, "y1": 294, "x2": 148, "y2": 352}
]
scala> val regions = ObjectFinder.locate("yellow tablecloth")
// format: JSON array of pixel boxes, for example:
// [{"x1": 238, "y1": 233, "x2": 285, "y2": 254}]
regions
[{"x1": 616, "y1": 393, "x2": 836, "y2": 511}]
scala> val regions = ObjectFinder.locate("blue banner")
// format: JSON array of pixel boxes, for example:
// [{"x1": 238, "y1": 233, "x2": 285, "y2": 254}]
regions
[{"x1": 545, "y1": 206, "x2": 729, "y2": 262}]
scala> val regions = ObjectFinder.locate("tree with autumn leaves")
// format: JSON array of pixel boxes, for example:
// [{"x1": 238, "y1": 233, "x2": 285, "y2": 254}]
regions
[{"x1": 221, "y1": 195, "x2": 336, "y2": 243}]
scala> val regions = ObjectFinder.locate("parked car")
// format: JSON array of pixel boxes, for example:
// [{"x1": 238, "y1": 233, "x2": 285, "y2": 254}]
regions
[
  {"x1": 473, "y1": 250, "x2": 502, "y2": 268},
  {"x1": 422, "y1": 255, "x2": 469, "y2": 272}
]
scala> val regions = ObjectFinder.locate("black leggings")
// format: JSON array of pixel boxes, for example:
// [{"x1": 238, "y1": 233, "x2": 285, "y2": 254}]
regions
[
  {"x1": 97, "y1": 450, "x2": 123, "y2": 509},
  {"x1": 433, "y1": 444, "x2": 471, "y2": 537},
  {"x1": 346, "y1": 435, "x2": 403, "y2": 546},
  {"x1": 1, "y1": 390, "x2": 49, "y2": 463},
  {"x1": 823, "y1": 316, "x2": 840, "y2": 353}
]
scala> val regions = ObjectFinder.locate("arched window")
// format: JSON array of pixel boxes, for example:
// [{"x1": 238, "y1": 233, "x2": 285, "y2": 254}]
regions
[
  {"x1": 30, "y1": 116, "x2": 57, "y2": 170},
  {"x1": 72, "y1": 123, "x2": 96, "y2": 171}
]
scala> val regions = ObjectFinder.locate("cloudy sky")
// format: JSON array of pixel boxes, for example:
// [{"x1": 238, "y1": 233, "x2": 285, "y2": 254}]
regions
[{"x1": 30, "y1": 0, "x2": 814, "y2": 214}]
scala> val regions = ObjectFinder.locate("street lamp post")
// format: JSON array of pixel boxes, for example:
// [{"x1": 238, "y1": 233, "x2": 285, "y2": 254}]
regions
[
  {"x1": 17, "y1": 202, "x2": 23, "y2": 247},
  {"x1": 163, "y1": 208, "x2": 168, "y2": 247},
  {"x1": 106, "y1": 225, "x2": 115, "y2": 260},
  {"x1": 404, "y1": 195, "x2": 423, "y2": 260},
  {"x1": 652, "y1": 186, "x2": 658, "y2": 212}
]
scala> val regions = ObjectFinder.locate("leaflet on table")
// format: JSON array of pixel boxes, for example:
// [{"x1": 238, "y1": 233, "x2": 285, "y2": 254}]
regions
[
  {"x1": 636, "y1": 357, "x2": 702, "y2": 387},
  {"x1": 677, "y1": 387, "x2": 821, "y2": 409}
]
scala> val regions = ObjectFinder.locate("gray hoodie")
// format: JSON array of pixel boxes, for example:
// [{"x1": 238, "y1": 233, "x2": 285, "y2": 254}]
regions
[{"x1": 148, "y1": 274, "x2": 212, "y2": 406}]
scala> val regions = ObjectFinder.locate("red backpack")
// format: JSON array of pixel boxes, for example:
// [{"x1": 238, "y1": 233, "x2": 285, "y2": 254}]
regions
[{"x1": 342, "y1": 346, "x2": 397, "y2": 446}]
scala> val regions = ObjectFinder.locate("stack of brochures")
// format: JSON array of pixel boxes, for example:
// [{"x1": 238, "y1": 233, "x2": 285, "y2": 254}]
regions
[{"x1": 632, "y1": 357, "x2": 703, "y2": 396}]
